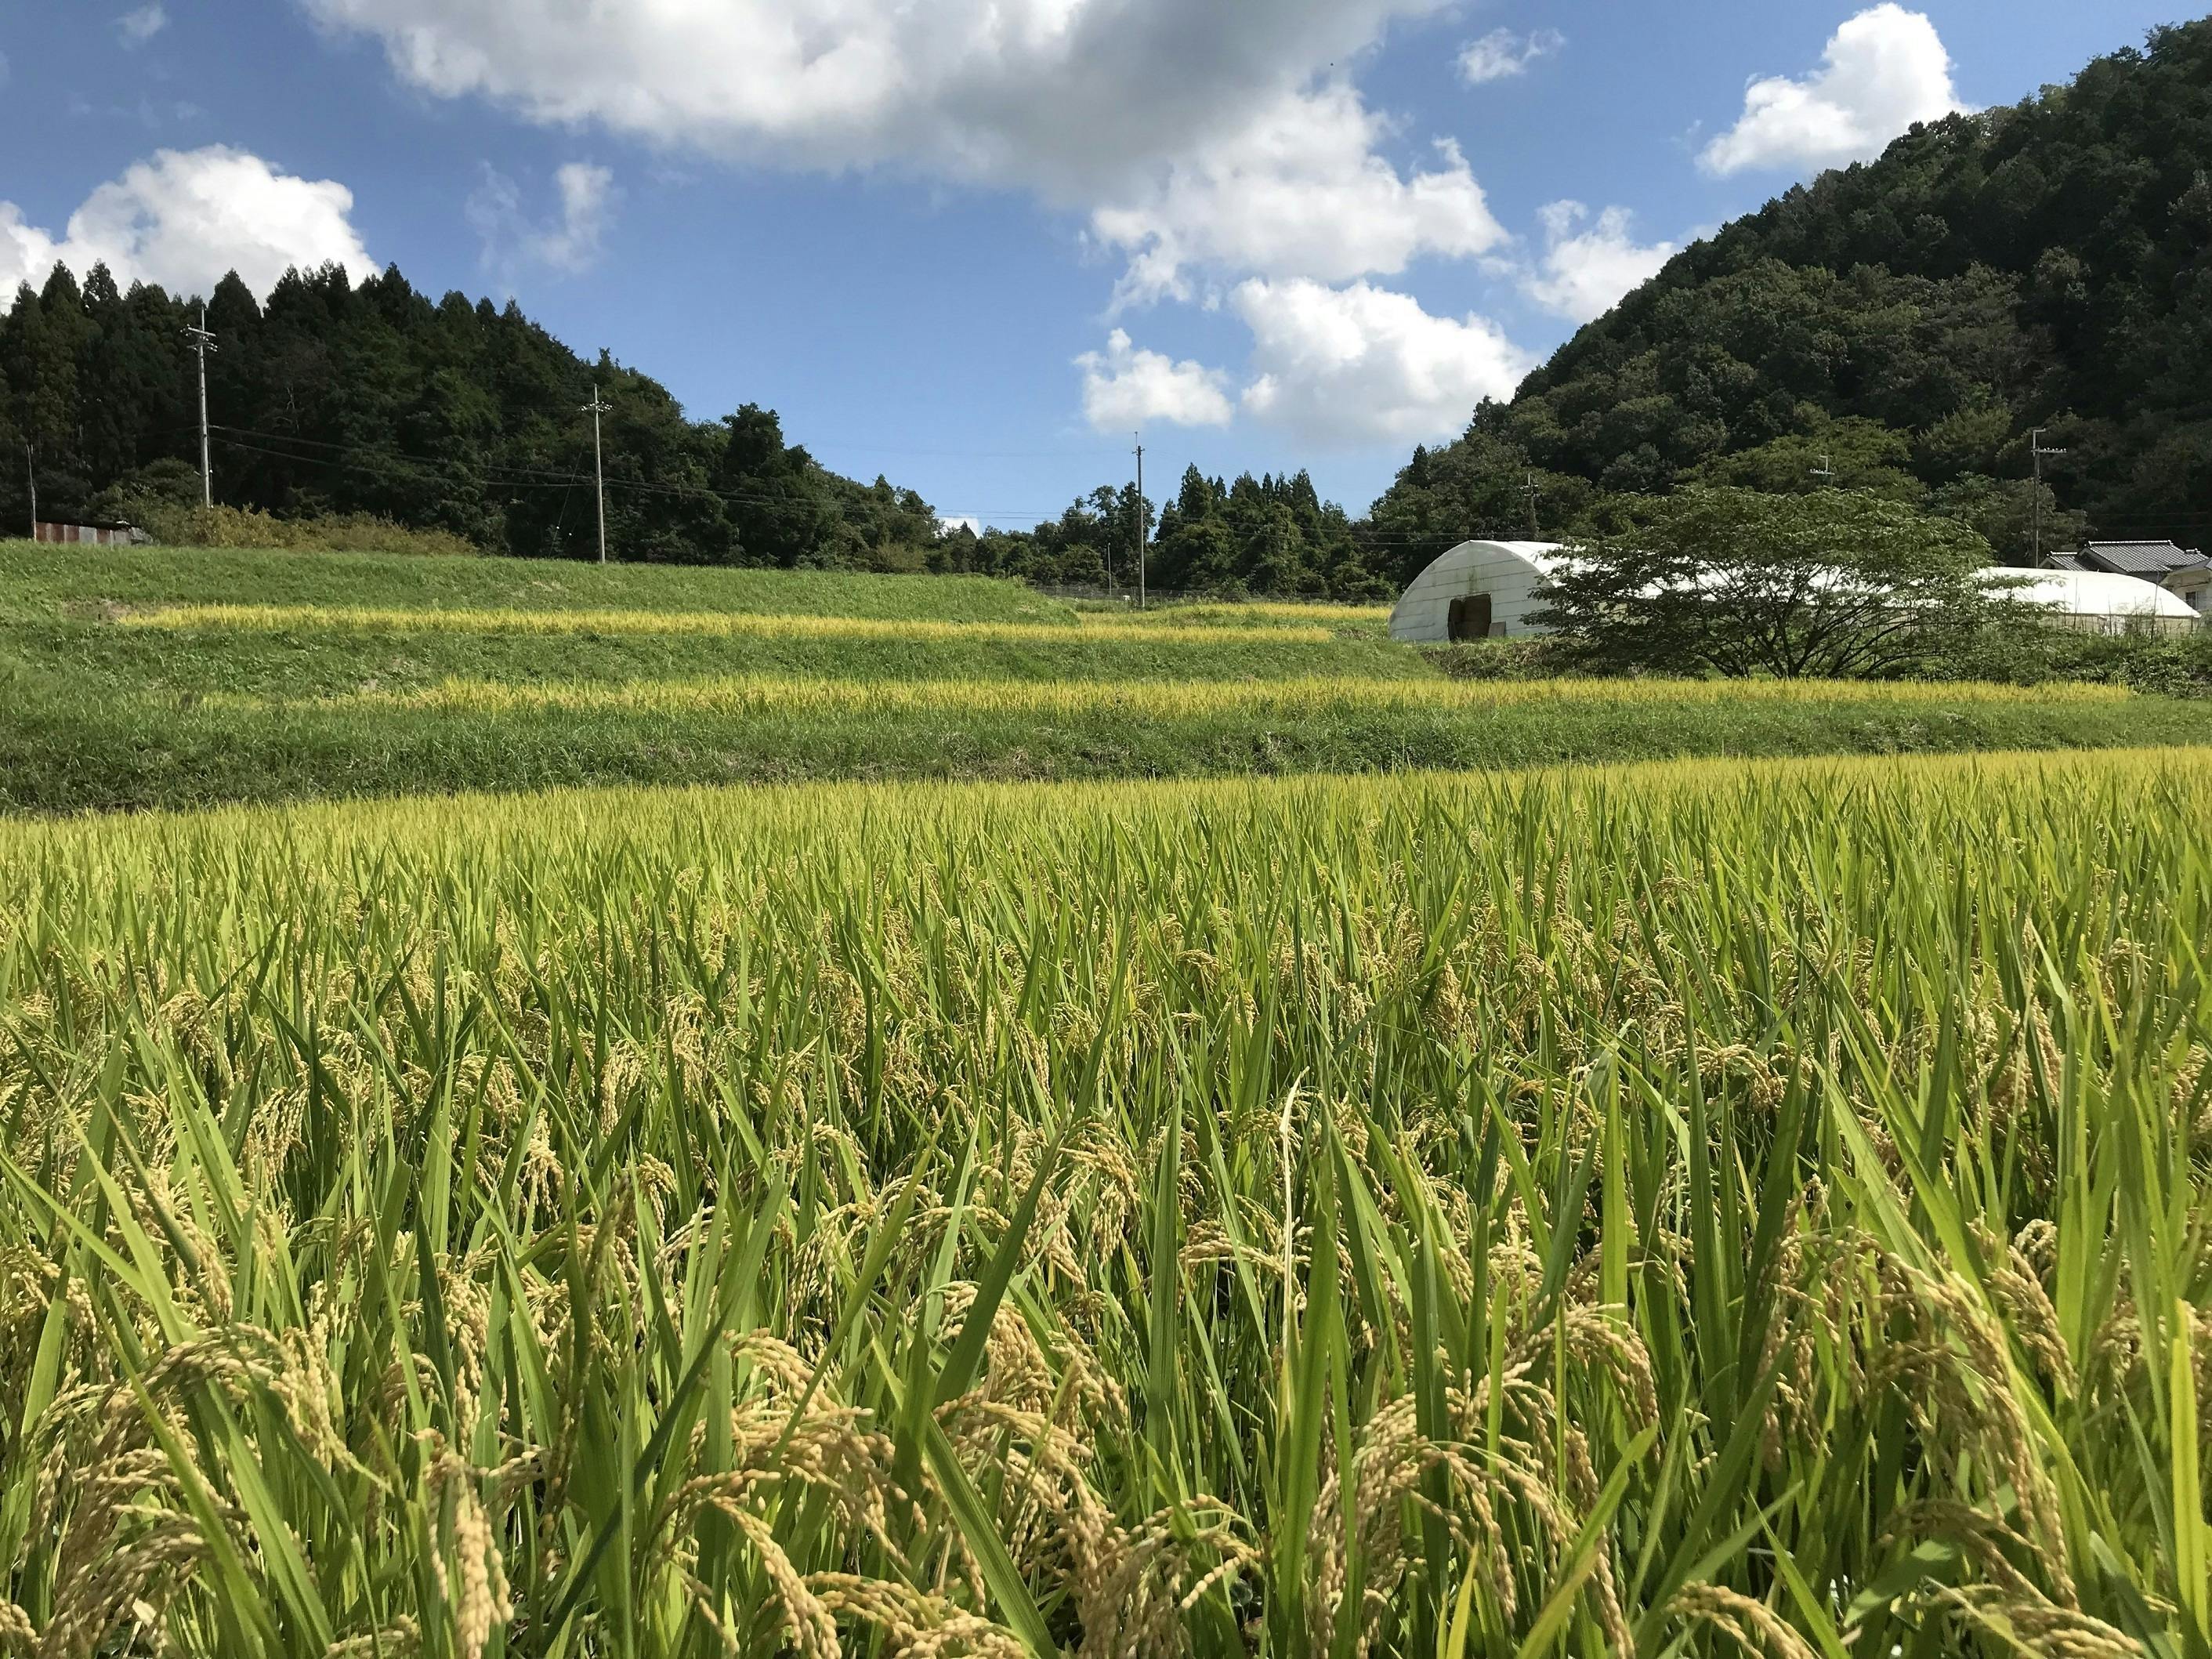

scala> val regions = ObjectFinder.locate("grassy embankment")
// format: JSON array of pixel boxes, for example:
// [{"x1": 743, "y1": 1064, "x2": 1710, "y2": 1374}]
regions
[
  {"x1": 5, "y1": 540, "x2": 2211, "y2": 812},
  {"x1": 2, "y1": 748, "x2": 2206, "y2": 1654}
]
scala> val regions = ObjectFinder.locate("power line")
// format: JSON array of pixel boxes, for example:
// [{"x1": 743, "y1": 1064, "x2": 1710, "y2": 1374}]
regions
[
  {"x1": 208, "y1": 434, "x2": 570, "y2": 494},
  {"x1": 211, "y1": 419, "x2": 1406, "y2": 531}
]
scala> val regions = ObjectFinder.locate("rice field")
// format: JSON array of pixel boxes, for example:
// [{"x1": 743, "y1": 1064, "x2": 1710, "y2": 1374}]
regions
[
  {"x1": 3, "y1": 748, "x2": 2207, "y2": 1657},
  {"x1": 276, "y1": 671, "x2": 2133, "y2": 721},
  {"x1": 1073, "y1": 603, "x2": 1390, "y2": 634},
  {"x1": 119, "y1": 603, "x2": 1340, "y2": 649}
]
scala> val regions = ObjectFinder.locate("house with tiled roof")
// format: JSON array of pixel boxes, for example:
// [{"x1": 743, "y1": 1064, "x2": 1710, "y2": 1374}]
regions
[{"x1": 2044, "y1": 541, "x2": 2212, "y2": 614}]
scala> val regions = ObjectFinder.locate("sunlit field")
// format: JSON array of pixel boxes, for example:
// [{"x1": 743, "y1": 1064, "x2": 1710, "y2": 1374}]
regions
[
  {"x1": 284, "y1": 669, "x2": 2132, "y2": 720},
  {"x1": 3, "y1": 749, "x2": 2207, "y2": 1655},
  {"x1": 5, "y1": 545, "x2": 2206, "y2": 813},
  {"x1": 117, "y1": 603, "x2": 1344, "y2": 648}
]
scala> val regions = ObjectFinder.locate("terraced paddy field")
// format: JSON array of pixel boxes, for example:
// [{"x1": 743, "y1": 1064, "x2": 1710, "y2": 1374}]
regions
[
  {"x1": 2, "y1": 749, "x2": 2208, "y2": 1656},
  {"x1": 5, "y1": 542, "x2": 2210, "y2": 813}
]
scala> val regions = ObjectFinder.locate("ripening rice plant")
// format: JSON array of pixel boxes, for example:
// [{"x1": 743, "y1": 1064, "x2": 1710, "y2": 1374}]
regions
[
  {"x1": 1073, "y1": 603, "x2": 1390, "y2": 632},
  {"x1": 0, "y1": 749, "x2": 2207, "y2": 1658},
  {"x1": 118, "y1": 603, "x2": 1338, "y2": 647},
  {"x1": 278, "y1": 672, "x2": 2136, "y2": 723}
]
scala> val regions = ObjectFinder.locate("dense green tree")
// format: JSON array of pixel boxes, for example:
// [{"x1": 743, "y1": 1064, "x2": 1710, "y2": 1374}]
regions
[
  {"x1": 0, "y1": 260, "x2": 938, "y2": 567},
  {"x1": 1359, "y1": 426, "x2": 1597, "y2": 589}
]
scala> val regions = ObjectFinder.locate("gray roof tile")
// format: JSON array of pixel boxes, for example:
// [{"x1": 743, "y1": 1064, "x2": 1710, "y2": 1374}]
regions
[{"x1": 2081, "y1": 540, "x2": 2203, "y2": 574}]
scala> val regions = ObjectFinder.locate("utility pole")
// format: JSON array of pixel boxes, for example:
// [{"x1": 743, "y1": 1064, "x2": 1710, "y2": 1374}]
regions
[
  {"x1": 583, "y1": 382, "x2": 612, "y2": 566},
  {"x1": 1520, "y1": 473, "x2": 1542, "y2": 541},
  {"x1": 1811, "y1": 453, "x2": 1836, "y2": 487},
  {"x1": 2030, "y1": 428, "x2": 2067, "y2": 567},
  {"x1": 1133, "y1": 434, "x2": 1147, "y2": 610},
  {"x1": 183, "y1": 306, "x2": 217, "y2": 507},
  {"x1": 24, "y1": 443, "x2": 35, "y2": 538}
]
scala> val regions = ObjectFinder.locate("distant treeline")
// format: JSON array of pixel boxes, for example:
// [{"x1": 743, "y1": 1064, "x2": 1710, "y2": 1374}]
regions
[
  {"x1": 0, "y1": 262, "x2": 939, "y2": 567},
  {"x1": 937, "y1": 468, "x2": 1392, "y2": 599}
]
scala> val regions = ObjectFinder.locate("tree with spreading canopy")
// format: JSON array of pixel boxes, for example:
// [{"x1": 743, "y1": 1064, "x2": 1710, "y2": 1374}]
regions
[{"x1": 1532, "y1": 487, "x2": 2029, "y2": 679}]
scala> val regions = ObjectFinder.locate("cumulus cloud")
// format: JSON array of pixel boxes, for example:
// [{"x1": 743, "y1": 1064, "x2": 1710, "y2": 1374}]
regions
[
  {"x1": 1700, "y1": 4, "x2": 1968, "y2": 176},
  {"x1": 0, "y1": 146, "x2": 375, "y2": 298},
  {"x1": 1089, "y1": 82, "x2": 1508, "y2": 307},
  {"x1": 116, "y1": 5, "x2": 168, "y2": 46},
  {"x1": 1076, "y1": 330, "x2": 1236, "y2": 430},
  {"x1": 1233, "y1": 279, "x2": 1532, "y2": 447},
  {"x1": 1457, "y1": 27, "x2": 1564, "y2": 85},
  {"x1": 299, "y1": 0, "x2": 1448, "y2": 190},
  {"x1": 297, "y1": 0, "x2": 1545, "y2": 433},
  {"x1": 468, "y1": 161, "x2": 617, "y2": 282},
  {"x1": 296, "y1": 0, "x2": 1509, "y2": 300},
  {"x1": 1522, "y1": 201, "x2": 1675, "y2": 324}
]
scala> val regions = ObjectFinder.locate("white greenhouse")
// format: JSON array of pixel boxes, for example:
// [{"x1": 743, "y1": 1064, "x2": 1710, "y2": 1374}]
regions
[
  {"x1": 1387, "y1": 541, "x2": 1566, "y2": 643},
  {"x1": 1389, "y1": 541, "x2": 2206, "y2": 644},
  {"x1": 1991, "y1": 568, "x2": 2203, "y2": 632}
]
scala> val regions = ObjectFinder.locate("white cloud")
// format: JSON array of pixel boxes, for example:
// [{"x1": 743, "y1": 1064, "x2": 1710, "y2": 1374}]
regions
[
  {"x1": 1076, "y1": 329, "x2": 1235, "y2": 430},
  {"x1": 296, "y1": 0, "x2": 1508, "y2": 299},
  {"x1": 115, "y1": 5, "x2": 168, "y2": 47},
  {"x1": 1233, "y1": 279, "x2": 1533, "y2": 447},
  {"x1": 295, "y1": 0, "x2": 1544, "y2": 423},
  {"x1": 937, "y1": 516, "x2": 982, "y2": 537},
  {"x1": 1522, "y1": 201, "x2": 1675, "y2": 324},
  {"x1": 468, "y1": 161, "x2": 617, "y2": 281},
  {"x1": 299, "y1": 0, "x2": 1449, "y2": 190},
  {"x1": 0, "y1": 146, "x2": 375, "y2": 298},
  {"x1": 1700, "y1": 4, "x2": 1968, "y2": 176},
  {"x1": 1457, "y1": 27, "x2": 1564, "y2": 85},
  {"x1": 1089, "y1": 82, "x2": 1508, "y2": 307}
]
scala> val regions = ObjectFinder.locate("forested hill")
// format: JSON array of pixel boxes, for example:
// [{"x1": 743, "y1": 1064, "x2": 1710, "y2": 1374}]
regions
[
  {"x1": 0, "y1": 263, "x2": 940, "y2": 565},
  {"x1": 1370, "y1": 18, "x2": 2212, "y2": 582}
]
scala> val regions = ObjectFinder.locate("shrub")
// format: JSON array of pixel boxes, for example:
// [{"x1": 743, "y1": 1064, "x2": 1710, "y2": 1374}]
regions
[
  {"x1": 1928, "y1": 623, "x2": 2212, "y2": 696},
  {"x1": 1418, "y1": 636, "x2": 1573, "y2": 680},
  {"x1": 139, "y1": 503, "x2": 481, "y2": 558}
]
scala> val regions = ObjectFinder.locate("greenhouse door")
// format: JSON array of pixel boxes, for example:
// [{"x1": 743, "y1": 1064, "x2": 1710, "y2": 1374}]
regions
[{"x1": 1447, "y1": 592, "x2": 1493, "y2": 642}]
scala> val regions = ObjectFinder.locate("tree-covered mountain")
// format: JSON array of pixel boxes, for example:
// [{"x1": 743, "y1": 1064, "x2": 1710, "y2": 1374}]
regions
[
  {"x1": 1369, "y1": 17, "x2": 2212, "y2": 585},
  {"x1": 0, "y1": 262, "x2": 940, "y2": 566}
]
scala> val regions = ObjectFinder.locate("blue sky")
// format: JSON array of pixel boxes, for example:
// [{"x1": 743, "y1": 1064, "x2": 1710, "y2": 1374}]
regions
[{"x1": 0, "y1": 1, "x2": 2196, "y2": 525}]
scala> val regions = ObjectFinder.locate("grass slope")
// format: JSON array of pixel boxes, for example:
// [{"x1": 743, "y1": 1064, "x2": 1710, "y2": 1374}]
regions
[
  {"x1": 5, "y1": 672, "x2": 2196, "y2": 813},
  {"x1": 0, "y1": 540, "x2": 1069, "y2": 621},
  {"x1": 5, "y1": 541, "x2": 2210, "y2": 813}
]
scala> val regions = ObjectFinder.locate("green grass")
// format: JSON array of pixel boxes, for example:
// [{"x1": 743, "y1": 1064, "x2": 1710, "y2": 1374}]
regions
[
  {"x1": 2, "y1": 748, "x2": 2207, "y2": 1655},
  {"x1": 5, "y1": 540, "x2": 2211, "y2": 814},
  {"x1": 3, "y1": 665, "x2": 2200, "y2": 813},
  {"x1": 0, "y1": 541, "x2": 1073, "y2": 623}
]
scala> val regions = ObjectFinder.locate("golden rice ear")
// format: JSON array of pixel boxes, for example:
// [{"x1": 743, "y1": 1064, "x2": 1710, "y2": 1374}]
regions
[{"x1": 1667, "y1": 1581, "x2": 1823, "y2": 1659}]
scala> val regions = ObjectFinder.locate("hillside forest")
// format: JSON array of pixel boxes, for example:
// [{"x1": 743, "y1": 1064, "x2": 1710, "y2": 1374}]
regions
[
  {"x1": 2, "y1": 19, "x2": 2207, "y2": 592},
  {"x1": 1369, "y1": 17, "x2": 2212, "y2": 588}
]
